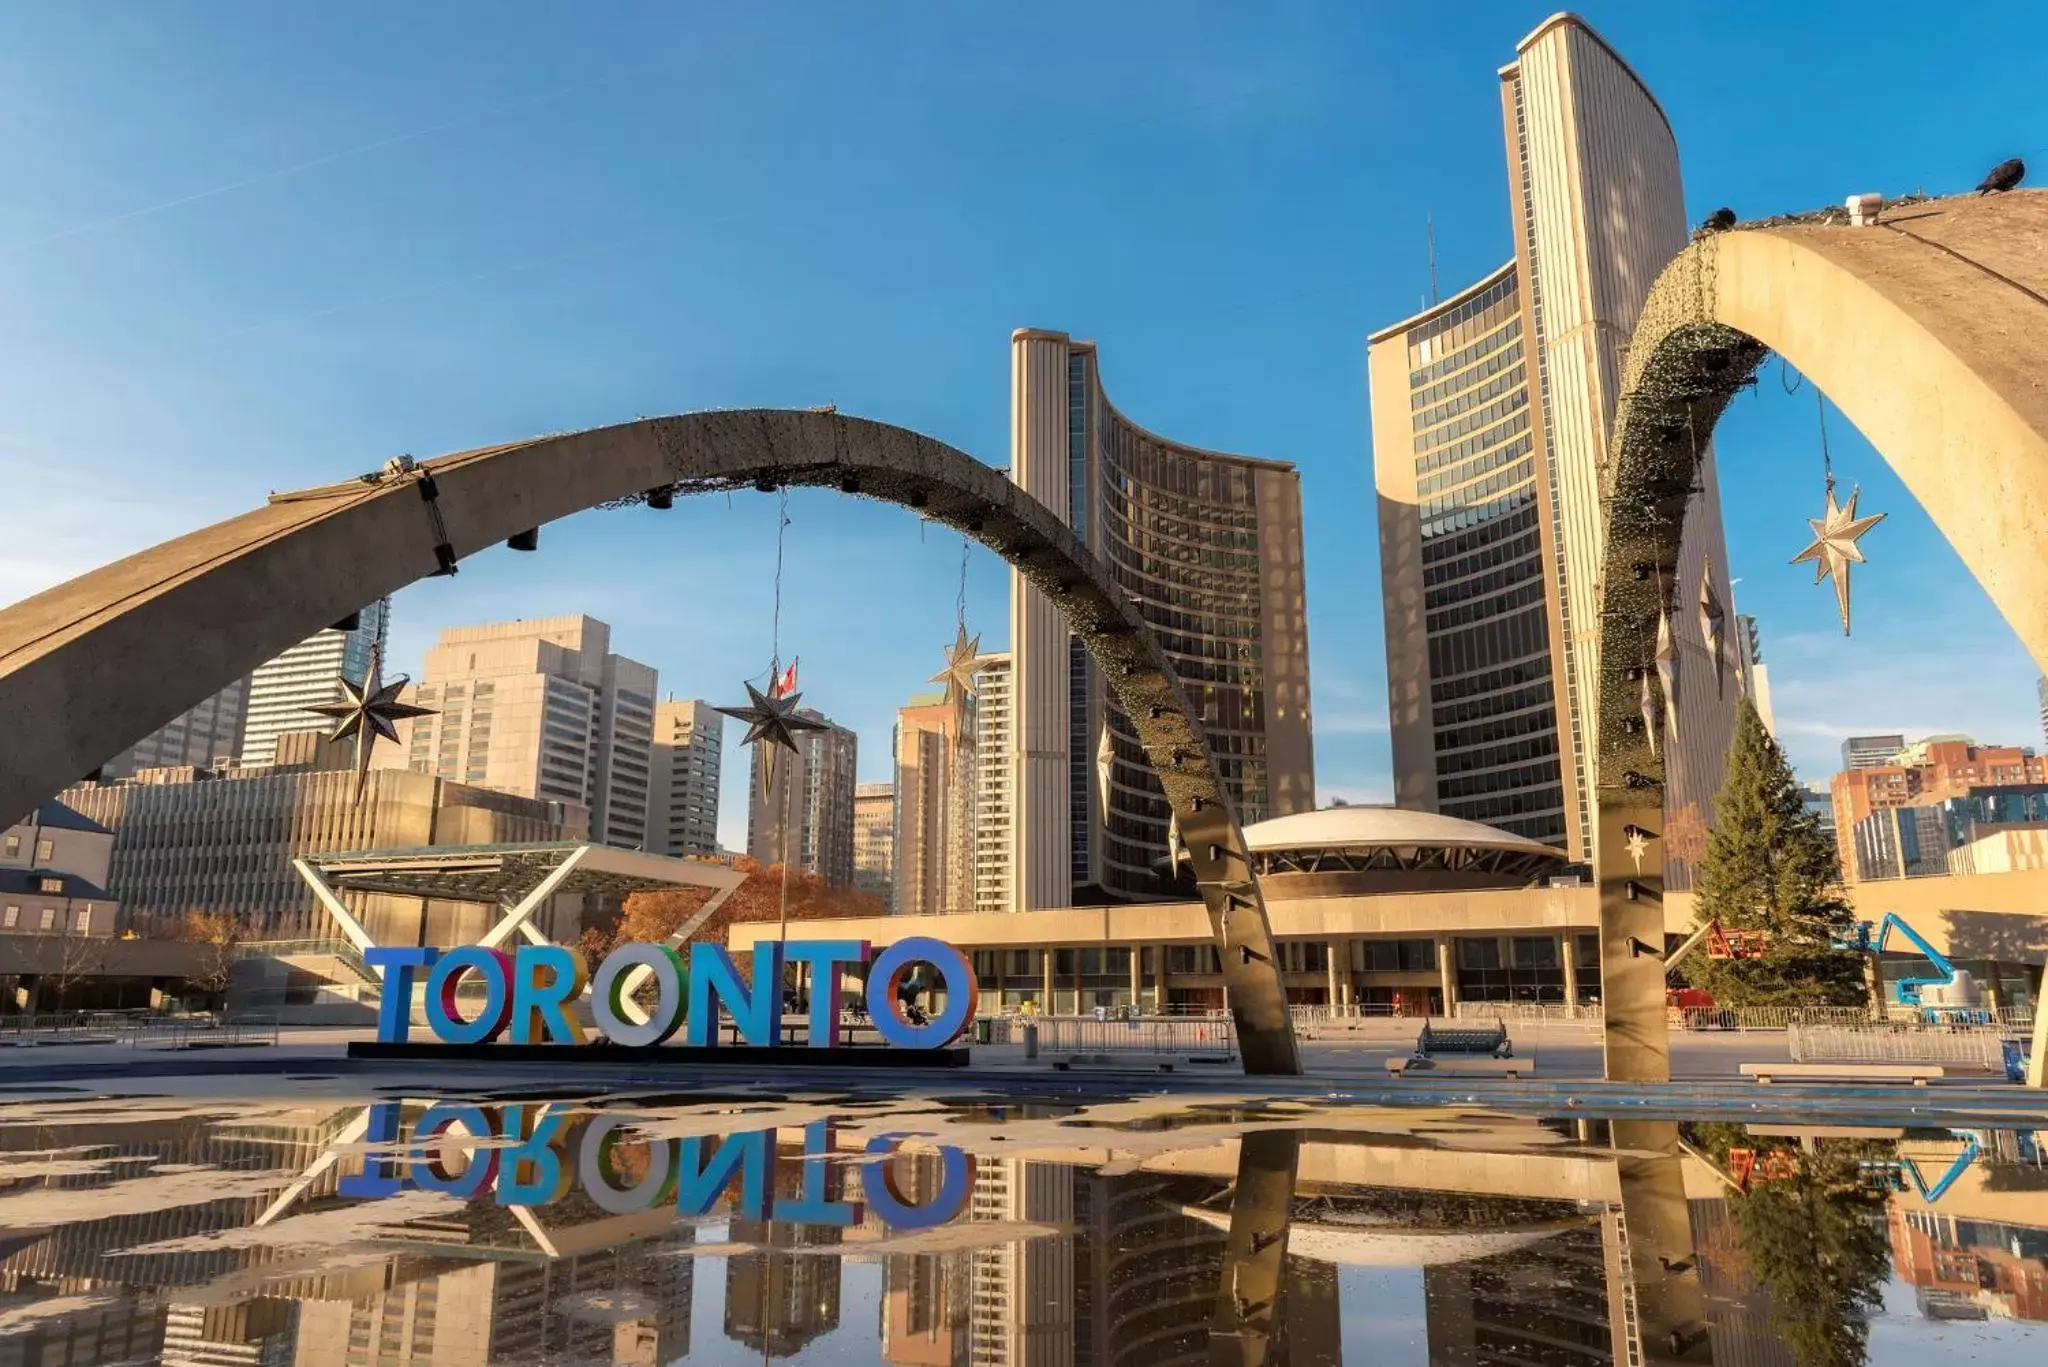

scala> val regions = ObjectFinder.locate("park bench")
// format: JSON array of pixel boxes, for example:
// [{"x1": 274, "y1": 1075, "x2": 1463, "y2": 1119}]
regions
[
  {"x1": 1384, "y1": 1054, "x2": 1533, "y2": 1079},
  {"x1": 1740, "y1": 1062, "x2": 1943, "y2": 1086},
  {"x1": 1416, "y1": 1020, "x2": 1513, "y2": 1058}
]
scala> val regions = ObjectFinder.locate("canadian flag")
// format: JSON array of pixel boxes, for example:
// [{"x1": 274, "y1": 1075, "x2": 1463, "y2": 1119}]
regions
[{"x1": 772, "y1": 658, "x2": 799, "y2": 698}]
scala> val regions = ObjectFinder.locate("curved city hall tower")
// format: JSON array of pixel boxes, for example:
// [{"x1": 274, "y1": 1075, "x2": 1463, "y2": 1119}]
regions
[
  {"x1": 1011, "y1": 329, "x2": 1315, "y2": 908},
  {"x1": 1372, "y1": 14, "x2": 1741, "y2": 886}
]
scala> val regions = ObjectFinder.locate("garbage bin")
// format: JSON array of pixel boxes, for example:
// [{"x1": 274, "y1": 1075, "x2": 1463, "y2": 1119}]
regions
[
  {"x1": 1023, "y1": 1021, "x2": 1039, "y2": 1060},
  {"x1": 974, "y1": 1018, "x2": 993, "y2": 1046}
]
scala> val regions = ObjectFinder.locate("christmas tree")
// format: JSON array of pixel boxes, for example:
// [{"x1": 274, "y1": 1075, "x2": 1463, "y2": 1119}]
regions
[{"x1": 1686, "y1": 700, "x2": 1867, "y2": 1007}]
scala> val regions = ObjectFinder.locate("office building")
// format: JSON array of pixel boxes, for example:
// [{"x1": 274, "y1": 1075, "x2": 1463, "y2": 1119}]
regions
[
  {"x1": 240, "y1": 600, "x2": 390, "y2": 767},
  {"x1": 58, "y1": 761, "x2": 584, "y2": 940},
  {"x1": 649, "y1": 699, "x2": 723, "y2": 858},
  {"x1": 854, "y1": 782, "x2": 896, "y2": 910},
  {"x1": 972, "y1": 652, "x2": 1015, "y2": 915},
  {"x1": 1009, "y1": 328, "x2": 1315, "y2": 909},
  {"x1": 1848, "y1": 783, "x2": 2048, "y2": 881},
  {"x1": 1801, "y1": 780, "x2": 1836, "y2": 842},
  {"x1": 747, "y1": 709, "x2": 858, "y2": 886},
  {"x1": 1830, "y1": 735, "x2": 2046, "y2": 865},
  {"x1": 385, "y1": 616, "x2": 656, "y2": 849},
  {"x1": 894, "y1": 692, "x2": 975, "y2": 918},
  {"x1": 1371, "y1": 15, "x2": 1742, "y2": 888},
  {"x1": 1842, "y1": 733, "x2": 1907, "y2": 772},
  {"x1": 98, "y1": 679, "x2": 248, "y2": 780}
]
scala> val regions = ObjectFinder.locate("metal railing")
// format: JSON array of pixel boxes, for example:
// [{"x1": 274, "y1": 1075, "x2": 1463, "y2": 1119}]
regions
[
  {"x1": 238, "y1": 938, "x2": 379, "y2": 984},
  {"x1": 991, "y1": 1015, "x2": 1237, "y2": 1058},
  {"x1": 126, "y1": 1012, "x2": 281, "y2": 1050},
  {"x1": 0, "y1": 1010, "x2": 153, "y2": 1044},
  {"x1": 1454, "y1": 1002, "x2": 1603, "y2": 1024},
  {"x1": 1788, "y1": 1020, "x2": 2022, "y2": 1070}
]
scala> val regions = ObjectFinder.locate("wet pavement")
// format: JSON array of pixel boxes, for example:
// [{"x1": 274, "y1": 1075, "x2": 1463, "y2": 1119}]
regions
[{"x1": 0, "y1": 1073, "x2": 2043, "y2": 1366}]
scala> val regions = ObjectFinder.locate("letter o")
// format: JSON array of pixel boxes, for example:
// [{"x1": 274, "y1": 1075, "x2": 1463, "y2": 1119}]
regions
[
  {"x1": 411, "y1": 1103, "x2": 498, "y2": 1199},
  {"x1": 591, "y1": 943, "x2": 688, "y2": 1047},
  {"x1": 867, "y1": 937, "x2": 978, "y2": 1049},
  {"x1": 578, "y1": 1116, "x2": 676, "y2": 1215},
  {"x1": 424, "y1": 947, "x2": 513, "y2": 1044}
]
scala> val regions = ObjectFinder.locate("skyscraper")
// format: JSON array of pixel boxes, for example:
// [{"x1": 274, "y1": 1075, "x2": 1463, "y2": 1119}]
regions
[
  {"x1": 893, "y1": 692, "x2": 974, "y2": 918},
  {"x1": 649, "y1": 699, "x2": 724, "y2": 858},
  {"x1": 1736, "y1": 615, "x2": 1775, "y2": 736},
  {"x1": 1370, "y1": 14, "x2": 1742, "y2": 886},
  {"x1": 853, "y1": 781, "x2": 896, "y2": 910},
  {"x1": 97, "y1": 678, "x2": 248, "y2": 779},
  {"x1": 747, "y1": 708, "x2": 858, "y2": 886},
  {"x1": 240, "y1": 599, "x2": 390, "y2": 767},
  {"x1": 1842, "y1": 734, "x2": 1907, "y2": 771},
  {"x1": 1009, "y1": 329, "x2": 1315, "y2": 909},
  {"x1": 385, "y1": 615, "x2": 656, "y2": 849},
  {"x1": 972, "y1": 652, "x2": 1014, "y2": 915}
]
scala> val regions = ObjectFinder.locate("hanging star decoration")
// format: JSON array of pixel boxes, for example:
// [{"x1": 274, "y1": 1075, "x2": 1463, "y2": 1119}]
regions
[
  {"x1": 716, "y1": 678, "x2": 830, "y2": 798},
  {"x1": 1094, "y1": 722, "x2": 1115, "y2": 822},
  {"x1": 1792, "y1": 473, "x2": 1886, "y2": 635},
  {"x1": 1697, "y1": 567, "x2": 1726, "y2": 697},
  {"x1": 1622, "y1": 823, "x2": 1658, "y2": 874},
  {"x1": 307, "y1": 642, "x2": 437, "y2": 804},
  {"x1": 929, "y1": 623, "x2": 982, "y2": 715},
  {"x1": 1654, "y1": 598, "x2": 1681, "y2": 749}
]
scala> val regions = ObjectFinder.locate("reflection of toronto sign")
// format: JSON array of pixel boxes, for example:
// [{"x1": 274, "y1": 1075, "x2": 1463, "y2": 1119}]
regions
[
  {"x1": 340, "y1": 1105, "x2": 973, "y2": 1229},
  {"x1": 365, "y1": 935, "x2": 978, "y2": 1050}
]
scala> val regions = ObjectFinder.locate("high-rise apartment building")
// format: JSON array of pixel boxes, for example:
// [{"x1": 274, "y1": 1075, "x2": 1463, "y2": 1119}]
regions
[
  {"x1": 1830, "y1": 734, "x2": 2047, "y2": 874},
  {"x1": 1370, "y1": 15, "x2": 1742, "y2": 887},
  {"x1": 240, "y1": 599, "x2": 390, "y2": 767},
  {"x1": 972, "y1": 653, "x2": 1014, "y2": 915},
  {"x1": 1009, "y1": 329, "x2": 1315, "y2": 909},
  {"x1": 385, "y1": 616, "x2": 656, "y2": 849},
  {"x1": 746, "y1": 709, "x2": 857, "y2": 886},
  {"x1": 853, "y1": 782, "x2": 896, "y2": 911},
  {"x1": 649, "y1": 700, "x2": 723, "y2": 858},
  {"x1": 98, "y1": 679, "x2": 248, "y2": 780},
  {"x1": 1842, "y1": 734, "x2": 1907, "y2": 772},
  {"x1": 893, "y1": 693, "x2": 975, "y2": 918}
]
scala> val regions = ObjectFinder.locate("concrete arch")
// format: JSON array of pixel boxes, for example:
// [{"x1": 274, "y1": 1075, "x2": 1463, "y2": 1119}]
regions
[
  {"x1": 1595, "y1": 190, "x2": 2048, "y2": 1079},
  {"x1": 0, "y1": 409, "x2": 1301, "y2": 1074}
]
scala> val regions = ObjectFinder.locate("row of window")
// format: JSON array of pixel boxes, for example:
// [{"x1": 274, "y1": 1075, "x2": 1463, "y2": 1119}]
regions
[
  {"x1": 1412, "y1": 362, "x2": 1526, "y2": 434},
  {"x1": 1422, "y1": 528, "x2": 1543, "y2": 598},
  {"x1": 1435, "y1": 702, "x2": 1559, "y2": 755},
  {"x1": 1438, "y1": 757, "x2": 1564, "y2": 801},
  {"x1": 1410, "y1": 337, "x2": 1524, "y2": 411},
  {"x1": 1420, "y1": 486, "x2": 1537, "y2": 541},
  {"x1": 1429, "y1": 656, "x2": 1555, "y2": 707},
  {"x1": 1407, "y1": 276, "x2": 1520, "y2": 373},
  {"x1": 1417, "y1": 387, "x2": 1528, "y2": 456},
  {"x1": 0, "y1": 836, "x2": 56, "y2": 862},
  {"x1": 1426, "y1": 605, "x2": 1550, "y2": 681},
  {"x1": 1436, "y1": 729, "x2": 1559, "y2": 777},
  {"x1": 1416, "y1": 432, "x2": 1535, "y2": 500},
  {"x1": 1422, "y1": 551, "x2": 1544, "y2": 616},
  {"x1": 1442, "y1": 781, "x2": 1565, "y2": 824},
  {"x1": 1419, "y1": 456, "x2": 1535, "y2": 526},
  {"x1": 1, "y1": 904, "x2": 92, "y2": 933},
  {"x1": 1420, "y1": 501, "x2": 1539, "y2": 569},
  {"x1": 1424, "y1": 572, "x2": 1547, "y2": 636}
]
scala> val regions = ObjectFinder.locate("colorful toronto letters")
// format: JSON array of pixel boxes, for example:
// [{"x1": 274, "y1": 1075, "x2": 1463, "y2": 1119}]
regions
[
  {"x1": 364, "y1": 936, "x2": 979, "y2": 1051},
  {"x1": 339, "y1": 1103, "x2": 974, "y2": 1231}
]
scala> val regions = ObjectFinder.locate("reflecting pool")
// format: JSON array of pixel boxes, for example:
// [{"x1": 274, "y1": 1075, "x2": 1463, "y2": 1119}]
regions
[{"x1": 0, "y1": 1091, "x2": 2041, "y2": 1367}]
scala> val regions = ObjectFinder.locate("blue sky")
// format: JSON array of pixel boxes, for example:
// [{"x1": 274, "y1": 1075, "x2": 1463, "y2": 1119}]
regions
[{"x1": 3, "y1": 1, "x2": 2044, "y2": 852}]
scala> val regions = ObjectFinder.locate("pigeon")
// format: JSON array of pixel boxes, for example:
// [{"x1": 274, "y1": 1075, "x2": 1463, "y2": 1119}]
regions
[
  {"x1": 1701, "y1": 206, "x2": 1737, "y2": 232},
  {"x1": 1976, "y1": 158, "x2": 2025, "y2": 193}
]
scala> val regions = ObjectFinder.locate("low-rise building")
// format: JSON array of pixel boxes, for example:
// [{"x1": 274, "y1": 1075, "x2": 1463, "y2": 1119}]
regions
[
  {"x1": 0, "y1": 801, "x2": 118, "y2": 937},
  {"x1": 57, "y1": 753, "x2": 585, "y2": 941}
]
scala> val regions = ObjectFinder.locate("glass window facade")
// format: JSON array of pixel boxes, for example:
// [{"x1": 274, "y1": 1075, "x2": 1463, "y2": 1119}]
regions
[{"x1": 1405, "y1": 269, "x2": 1567, "y2": 847}]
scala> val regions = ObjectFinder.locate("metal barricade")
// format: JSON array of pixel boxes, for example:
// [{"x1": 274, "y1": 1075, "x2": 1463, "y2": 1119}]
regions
[{"x1": 1788, "y1": 1020, "x2": 2017, "y2": 1069}]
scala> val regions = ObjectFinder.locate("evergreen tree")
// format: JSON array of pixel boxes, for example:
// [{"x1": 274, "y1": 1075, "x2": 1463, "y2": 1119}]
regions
[{"x1": 1687, "y1": 700, "x2": 1867, "y2": 1006}]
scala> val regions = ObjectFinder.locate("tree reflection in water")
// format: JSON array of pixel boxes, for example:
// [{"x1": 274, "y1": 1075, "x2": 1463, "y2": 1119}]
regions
[{"x1": 1685, "y1": 1122, "x2": 1891, "y2": 1367}]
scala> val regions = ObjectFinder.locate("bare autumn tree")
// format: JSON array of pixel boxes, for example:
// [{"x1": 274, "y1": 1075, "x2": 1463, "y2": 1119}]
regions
[
  {"x1": 581, "y1": 857, "x2": 885, "y2": 960},
  {"x1": 167, "y1": 910, "x2": 243, "y2": 1003},
  {"x1": 40, "y1": 925, "x2": 109, "y2": 1012}
]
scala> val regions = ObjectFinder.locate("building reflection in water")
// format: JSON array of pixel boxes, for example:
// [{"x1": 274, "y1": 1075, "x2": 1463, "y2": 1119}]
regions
[{"x1": 0, "y1": 1105, "x2": 2042, "y2": 1367}]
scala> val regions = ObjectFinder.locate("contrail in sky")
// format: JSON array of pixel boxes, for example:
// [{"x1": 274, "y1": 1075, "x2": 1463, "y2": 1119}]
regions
[{"x1": 7, "y1": 68, "x2": 631, "y2": 252}]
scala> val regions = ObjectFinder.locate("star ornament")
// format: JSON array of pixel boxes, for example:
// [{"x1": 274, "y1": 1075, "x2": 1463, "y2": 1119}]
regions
[
  {"x1": 929, "y1": 624, "x2": 982, "y2": 711},
  {"x1": 716, "y1": 681, "x2": 831, "y2": 797},
  {"x1": 1791, "y1": 478, "x2": 1886, "y2": 635},
  {"x1": 1622, "y1": 823, "x2": 1658, "y2": 874},
  {"x1": 307, "y1": 645, "x2": 436, "y2": 803}
]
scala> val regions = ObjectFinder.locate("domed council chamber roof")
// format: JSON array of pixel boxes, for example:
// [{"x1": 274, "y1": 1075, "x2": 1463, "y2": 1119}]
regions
[{"x1": 1239, "y1": 805, "x2": 1568, "y2": 888}]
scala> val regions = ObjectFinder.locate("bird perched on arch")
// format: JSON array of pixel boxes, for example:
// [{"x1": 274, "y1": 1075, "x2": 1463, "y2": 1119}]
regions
[
  {"x1": 1699, "y1": 206, "x2": 1737, "y2": 233},
  {"x1": 1977, "y1": 158, "x2": 2025, "y2": 194}
]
